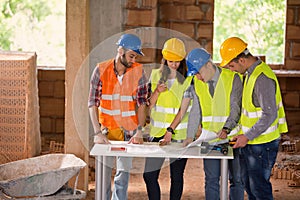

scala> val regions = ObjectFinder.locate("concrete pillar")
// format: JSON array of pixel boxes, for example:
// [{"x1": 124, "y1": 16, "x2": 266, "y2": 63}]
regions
[
  {"x1": 65, "y1": 0, "x2": 90, "y2": 190},
  {"x1": 65, "y1": 0, "x2": 123, "y2": 191}
]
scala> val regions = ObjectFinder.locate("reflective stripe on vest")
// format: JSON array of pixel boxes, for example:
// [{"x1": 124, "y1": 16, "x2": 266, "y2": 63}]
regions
[
  {"x1": 242, "y1": 124, "x2": 278, "y2": 136},
  {"x1": 202, "y1": 116, "x2": 228, "y2": 123},
  {"x1": 242, "y1": 101, "x2": 283, "y2": 118},
  {"x1": 102, "y1": 94, "x2": 134, "y2": 102},
  {"x1": 151, "y1": 121, "x2": 188, "y2": 130},
  {"x1": 154, "y1": 105, "x2": 192, "y2": 115},
  {"x1": 121, "y1": 95, "x2": 135, "y2": 101},
  {"x1": 99, "y1": 107, "x2": 136, "y2": 117},
  {"x1": 122, "y1": 111, "x2": 136, "y2": 117},
  {"x1": 242, "y1": 102, "x2": 286, "y2": 126},
  {"x1": 99, "y1": 107, "x2": 120, "y2": 115},
  {"x1": 102, "y1": 94, "x2": 120, "y2": 100}
]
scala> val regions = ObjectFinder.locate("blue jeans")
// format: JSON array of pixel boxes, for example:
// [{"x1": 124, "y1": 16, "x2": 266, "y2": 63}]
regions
[
  {"x1": 228, "y1": 148, "x2": 244, "y2": 200},
  {"x1": 240, "y1": 138, "x2": 280, "y2": 200},
  {"x1": 203, "y1": 148, "x2": 244, "y2": 200},
  {"x1": 143, "y1": 157, "x2": 187, "y2": 200},
  {"x1": 104, "y1": 156, "x2": 132, "y2": 200}
]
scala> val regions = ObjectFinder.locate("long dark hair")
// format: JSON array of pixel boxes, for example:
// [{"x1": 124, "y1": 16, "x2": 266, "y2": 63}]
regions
[{"x1": 160, "y1": 58, "x2": 187, "y2": 84}]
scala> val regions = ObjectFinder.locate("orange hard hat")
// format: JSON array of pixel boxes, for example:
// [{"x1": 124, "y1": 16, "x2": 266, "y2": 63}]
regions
[{"x1": 219, "y1": 37, "x2": 247, "y2": 67}]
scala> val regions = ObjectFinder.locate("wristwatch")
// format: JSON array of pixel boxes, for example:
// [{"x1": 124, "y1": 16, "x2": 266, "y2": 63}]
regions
[
  {"x1": 166, "y1": 127, "x2": 175, "y2": 135},
  {"x1": 101, "y1": 127, "x2": 109, "y2": 135},
  {"x1": 95, "y1": 127, "x2": 108, "y2": 135}
]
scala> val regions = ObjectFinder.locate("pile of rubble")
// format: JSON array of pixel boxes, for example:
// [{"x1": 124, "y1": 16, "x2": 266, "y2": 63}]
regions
[{"x1": 272, "y1": 138, "x2": 300, "y2": 187}]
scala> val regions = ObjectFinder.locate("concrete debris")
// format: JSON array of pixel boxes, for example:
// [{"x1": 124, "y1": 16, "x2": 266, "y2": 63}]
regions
[{"x1": 272, "y1": 139, "x2": 300, "y2": 187}]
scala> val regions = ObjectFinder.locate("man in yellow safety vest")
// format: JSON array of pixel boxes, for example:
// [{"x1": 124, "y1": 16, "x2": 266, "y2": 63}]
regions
[
  {"x1": 220, "y1": 37, "x2": 288, "y2": 200},
  {"x1": 184, "y1": 48, "x2": 244, "y2": 200}
]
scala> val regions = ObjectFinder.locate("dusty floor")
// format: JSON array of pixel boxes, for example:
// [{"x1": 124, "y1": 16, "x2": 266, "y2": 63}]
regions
[{"x1": 86, "y1": 154, "x2": 300, "y2": 200}]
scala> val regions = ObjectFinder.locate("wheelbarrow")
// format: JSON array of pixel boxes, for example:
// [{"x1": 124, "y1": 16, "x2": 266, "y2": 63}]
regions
[{"x1": 0, "y1": 154, "x2": 87, "y2": 199}]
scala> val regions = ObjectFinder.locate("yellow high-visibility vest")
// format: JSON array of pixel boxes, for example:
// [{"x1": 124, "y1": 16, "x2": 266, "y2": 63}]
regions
[
  {"x1": 194, "y1": 68, "x2": 241, "y2": 138},
  {"x1": 241, "y1": 62, "x2": 288, "y2": 144},
  {"x1": 149, "y1": 69, "x2": 192, "y2": 140}
]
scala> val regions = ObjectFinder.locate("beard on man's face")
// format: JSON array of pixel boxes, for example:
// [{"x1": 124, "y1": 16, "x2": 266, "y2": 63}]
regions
[{"x1": 120, "y1": 54, "x2": 132, "y2": 68}]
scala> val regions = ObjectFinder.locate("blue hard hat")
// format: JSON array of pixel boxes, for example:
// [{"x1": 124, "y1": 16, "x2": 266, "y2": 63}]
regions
[
  {"x1": 116, "y1": 34, "x2": 144, "y2": 56},
  {"x1": 186, "y1": 48, "x2": 211, "y2": 76}
]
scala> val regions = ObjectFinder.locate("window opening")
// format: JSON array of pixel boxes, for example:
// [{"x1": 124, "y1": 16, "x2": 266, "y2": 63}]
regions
[
  {"x1": 0, "y1": 0, "x2": 66, "y2": 67},
  {"x1": 213, "y1": 0, "x2": 286, "y2": 64}
]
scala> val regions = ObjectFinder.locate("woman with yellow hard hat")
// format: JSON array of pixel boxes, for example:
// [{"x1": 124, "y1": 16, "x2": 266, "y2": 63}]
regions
[{"x1": 143, "y1": 38, "x2": 191, "y2": 200}]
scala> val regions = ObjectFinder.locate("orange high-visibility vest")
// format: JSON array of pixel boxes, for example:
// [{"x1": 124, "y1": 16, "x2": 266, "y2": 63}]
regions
[{"x1": 98, "y1": 59, "x2": 142, "y2": 131}]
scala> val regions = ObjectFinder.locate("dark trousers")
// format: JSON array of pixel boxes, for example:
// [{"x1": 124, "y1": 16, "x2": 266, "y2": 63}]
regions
[
  {"x1": 143, "y1": 138, "x2": 187, "y2": 200},
  {"x1": 240, "y1": 139, "x2": 279, "y2": 200}
]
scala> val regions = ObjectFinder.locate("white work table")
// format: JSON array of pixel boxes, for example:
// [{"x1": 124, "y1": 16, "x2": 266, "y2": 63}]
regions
[{"x1": 90, "y1": 141, "x2": 233, "y2": 200}]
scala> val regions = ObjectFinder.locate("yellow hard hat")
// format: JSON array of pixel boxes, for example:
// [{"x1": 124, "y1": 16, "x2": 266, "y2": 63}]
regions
[
  {"x1": 219, "y1": 37, "x2": 248, "y2": 67},
  {"x1": 162, "y1": 38, "x2": 186, "y2": 61}
]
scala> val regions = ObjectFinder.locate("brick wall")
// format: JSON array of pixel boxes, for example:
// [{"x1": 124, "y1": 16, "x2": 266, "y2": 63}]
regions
[
  {"x1": 280, "y1": 76, "x2": 300, "y2": 136},
  {"x1": 38, "y1": 68, "x2": 65, "y2": 152},
  {"x1": 285, "y1": 0, "x2": 300, "y2": 70},
  {"x1": 124, "y1": 0, "x2": 158, "y2": 65},
  {"x1": 282, "y1": 0, "x2": 300, "y2": 136},
  {"x1": 158, "y1": 0, "x2": 214, "y2": 52}
]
